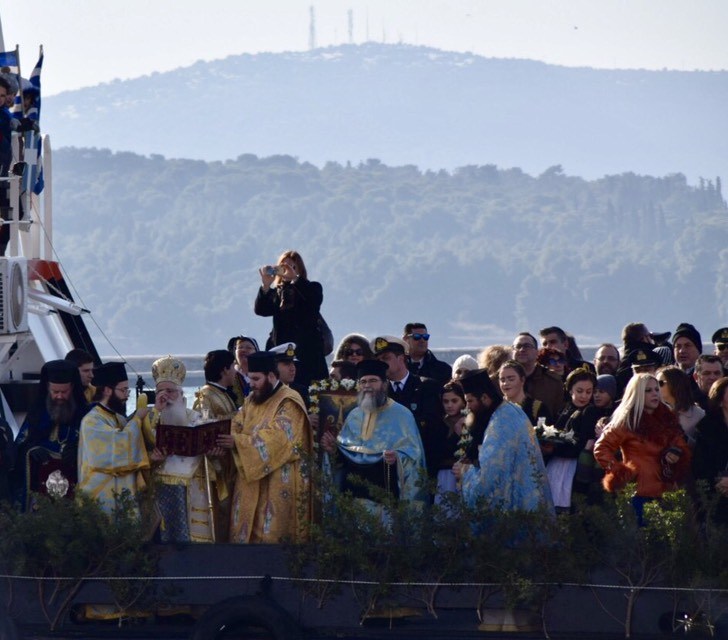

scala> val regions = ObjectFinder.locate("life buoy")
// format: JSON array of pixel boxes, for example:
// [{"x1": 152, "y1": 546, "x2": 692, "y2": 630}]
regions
[{"x1": 190, "y1": 595, "x2": 302, "y2": 640}]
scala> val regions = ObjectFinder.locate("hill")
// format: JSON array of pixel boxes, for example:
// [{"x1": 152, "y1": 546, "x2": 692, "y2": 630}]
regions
[
  {"x1": 43, "y1": 43, "x2": 728, "y2": 182},
  {"x1": 51, "y1": 148, "x2": 728, "y2": 355}
]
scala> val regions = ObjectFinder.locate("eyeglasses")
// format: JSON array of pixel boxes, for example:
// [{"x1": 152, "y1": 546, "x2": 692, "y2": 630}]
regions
[
  {"x1": 409, "y1": 333, "x2": 430, "y2": 341},
  {"x1": 114, "y1": 386, "x2": 131, "y2": 395},
  {"x1": 345, "y1": 348, "x2": 364, "y2": 357},
  {"x1": 716, "y1": 343, "x2": 728, "y2": 352},
  {"x1": 548, "y1": 358, "x2": 566, "y2": 366}
]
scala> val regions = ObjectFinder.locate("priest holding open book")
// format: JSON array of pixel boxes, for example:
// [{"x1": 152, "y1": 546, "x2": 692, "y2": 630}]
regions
[{"x1": 141, "y1": 355, "x2": 230, "y2": 543}]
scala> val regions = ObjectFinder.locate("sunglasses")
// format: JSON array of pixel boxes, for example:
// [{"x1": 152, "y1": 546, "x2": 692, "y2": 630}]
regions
[
  {"x1": 345, "y1": 348, "x2": 364, "y2": 357},
  {"x1": 409, "y1": 333, "x2": 430, "y2": 341},
  {"x1": 658, "y1": 379, "x2": 667, "y2": 387},
  {"x1": 716, "y1": 343, "x2": 728, "y2": 352},
  {"x1": 548, "y1": 358, "x2": 566, "y2": 366}
]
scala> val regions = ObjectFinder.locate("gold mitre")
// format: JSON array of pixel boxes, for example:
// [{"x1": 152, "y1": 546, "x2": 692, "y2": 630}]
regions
[{"x1": 152, "y1": 355, "x2": 186, "y2": 386}]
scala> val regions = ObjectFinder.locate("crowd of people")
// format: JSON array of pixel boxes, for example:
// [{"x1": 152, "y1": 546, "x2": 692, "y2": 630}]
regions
[
  {"x1": 0, "y1": 64, "x2": 43, "y2": 256},
  {"x1": 2, "y1": 249, "x2": 728, "y2": 543}
]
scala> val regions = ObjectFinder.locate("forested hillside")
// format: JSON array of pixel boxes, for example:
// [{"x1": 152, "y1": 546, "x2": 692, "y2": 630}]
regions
[
  {"x1": 53, "y1": 148, "x2": 727, "y2": 355},
  {"x1": 44, "y1": 43, "x2": 728, "y2": 182}
]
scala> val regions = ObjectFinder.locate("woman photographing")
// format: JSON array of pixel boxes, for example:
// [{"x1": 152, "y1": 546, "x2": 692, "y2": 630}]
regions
[{"x1": 255, "y1": 250, "x2": 328, "y2": 386}]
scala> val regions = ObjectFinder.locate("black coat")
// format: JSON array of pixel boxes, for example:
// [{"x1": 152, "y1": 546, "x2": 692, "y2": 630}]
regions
[
  {"x1": 551, "y1": 403, "x2": 600, "y2": 459},
  {"x1": 255, "y1": 278, "x2": 328, "y2": 384},
  {"x1": 693, "y1": 411, "x2": 728, "y2": 523},
  {"x1": 407, "y1": 351, "x2": 452, "y2": 385},
  {"x1": 389, "y1": 373, "x2": 445, "y2": 478}
]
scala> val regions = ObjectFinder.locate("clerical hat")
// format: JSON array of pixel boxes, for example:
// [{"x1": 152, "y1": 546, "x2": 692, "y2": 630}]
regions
[
  {"x1": 459, "y1": 368, "x2": 501, "y2": 400},
  {"x1": 357, "y1": 359, "x2": 389, "y2": 381},
  {"x1": 42, "y1": 359, "x2": 78, "y2": 384},
  {"x1": 247, "y1": 351, "x2": 277, "y2": 374},
  {"x1": 93, "y1": 362, "x2": 128, "y2": 388}
]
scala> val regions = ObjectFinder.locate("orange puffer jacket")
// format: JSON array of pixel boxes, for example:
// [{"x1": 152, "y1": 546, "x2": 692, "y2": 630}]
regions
[{"x1": 594, "y1": 402, "x2": 691, "y2": 498}]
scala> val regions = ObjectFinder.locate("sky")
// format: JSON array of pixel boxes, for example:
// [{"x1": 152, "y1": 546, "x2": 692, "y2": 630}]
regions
[{"x1": 2, "y1": 0, "x2": 727, "y2": 97}]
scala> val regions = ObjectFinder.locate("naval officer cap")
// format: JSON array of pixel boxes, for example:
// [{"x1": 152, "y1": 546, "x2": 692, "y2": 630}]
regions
[
  {"x1": 627, "y1": 348, "x2": 661, "y2": 369},
  {"x1": 270, "y1": 343, "x2": 298, "y2": 362},
  {"x1": 371, "y1": 335, "x2": 408, "y2": 357}
]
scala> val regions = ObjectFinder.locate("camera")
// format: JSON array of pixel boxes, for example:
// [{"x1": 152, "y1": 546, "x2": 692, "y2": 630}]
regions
[{"x1": 265, "y1": 265, "x2": 281, "y2": 277}]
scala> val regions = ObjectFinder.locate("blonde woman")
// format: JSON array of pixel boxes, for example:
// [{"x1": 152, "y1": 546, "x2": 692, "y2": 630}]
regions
[{"x1": 594, "y1": 373, "x2": 691, "y2": 522}]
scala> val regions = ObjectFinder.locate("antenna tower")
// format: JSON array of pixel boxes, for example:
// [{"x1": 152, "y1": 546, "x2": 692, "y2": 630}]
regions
[{"x1": 309, "y1": 6, "x2": 317, "y2": 50}]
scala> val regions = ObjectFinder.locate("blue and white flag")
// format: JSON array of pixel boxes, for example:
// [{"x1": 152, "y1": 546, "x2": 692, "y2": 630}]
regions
[
  {"x1": 0, "y1": 48, "x2": 19, "y2": 74},
  {"x1": 25, "y1": 46, "x2": 42, "y2": 122},
  {"x1": 23, "y1": 47, "x2": 44, "y2": 194}
]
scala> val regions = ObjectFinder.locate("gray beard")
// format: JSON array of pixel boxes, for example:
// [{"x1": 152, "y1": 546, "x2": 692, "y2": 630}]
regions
[
  {"x1": 46, "y1": 396, "x2": 76, "y2": 424},
  {"x1": 358, "y1": 388, "x2": 388, "y2": 412},
  {"x1": 160, "y1": 397, "x2": 189, "y2": 426}
]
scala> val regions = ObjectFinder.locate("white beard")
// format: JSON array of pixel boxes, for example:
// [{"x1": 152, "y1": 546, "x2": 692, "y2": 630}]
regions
[{"x1": 160, "y1": 395, "x2": 191, "y2": 426}]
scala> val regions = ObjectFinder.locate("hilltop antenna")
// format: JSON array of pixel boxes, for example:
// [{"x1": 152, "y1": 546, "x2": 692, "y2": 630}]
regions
[
  {"x1": 308, "y1": 6, "x2": 317, "y2": 50},
  {"x1": 347, "y1": 9, "x2": 354, "y2": 44}
]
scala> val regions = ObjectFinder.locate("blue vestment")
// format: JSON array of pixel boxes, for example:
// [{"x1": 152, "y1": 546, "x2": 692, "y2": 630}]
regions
[
  {"x1": 337, "y1": 399, "x2": 426, "y2": 501},
  {"x1": 462, "y1": 401, "x2": 554, "y2": 513}
]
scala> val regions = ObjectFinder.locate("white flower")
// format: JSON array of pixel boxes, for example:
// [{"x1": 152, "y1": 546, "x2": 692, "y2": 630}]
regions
[
  {"x1": 541, "y1": 424, "x2": 561, "y2": 440},
  {"x1": 340, "y1": 378, "x2": 356, "y2": 391}
]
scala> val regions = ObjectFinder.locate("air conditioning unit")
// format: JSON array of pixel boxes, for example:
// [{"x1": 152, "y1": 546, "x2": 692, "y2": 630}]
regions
[{"x1": 0, "y1": 257, "x2": 29, "y2": 334}]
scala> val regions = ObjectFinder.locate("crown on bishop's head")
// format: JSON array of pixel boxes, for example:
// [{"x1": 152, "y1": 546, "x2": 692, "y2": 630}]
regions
[{"x1": 152, "y1": 355, "x2": 186, "y2": 386}]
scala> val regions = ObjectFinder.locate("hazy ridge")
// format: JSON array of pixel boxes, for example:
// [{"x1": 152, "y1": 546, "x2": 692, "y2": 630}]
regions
[{"x1": 44, "y1": 43, "x2": 728, "y2": 181}]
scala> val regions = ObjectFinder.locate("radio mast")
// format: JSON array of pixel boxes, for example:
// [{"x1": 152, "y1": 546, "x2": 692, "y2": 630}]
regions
[{"x1": 308, "y1": 6, "x2": 317, "y2": 50}]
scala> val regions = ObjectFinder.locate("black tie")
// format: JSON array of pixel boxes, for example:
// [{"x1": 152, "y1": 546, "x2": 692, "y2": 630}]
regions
[{"x1": 394, "y1": 381, "x2": 402, "y2": 394}]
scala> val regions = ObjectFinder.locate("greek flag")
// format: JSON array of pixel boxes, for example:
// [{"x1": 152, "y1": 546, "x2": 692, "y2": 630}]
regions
[
  {"x1": 25, "y1": 47, "x2": 42, "y2": 122},
  {"x1": 24, "y1": 47, "x2": 44, "y2": 194},
  {"x1": 0, "y1": 49, "x2": 19, "y2": 73}
]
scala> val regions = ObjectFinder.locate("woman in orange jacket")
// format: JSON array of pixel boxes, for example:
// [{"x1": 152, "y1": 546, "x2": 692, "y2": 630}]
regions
[{"x1": 594, "y1": 372, "x2": 691, "y2": 523}]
